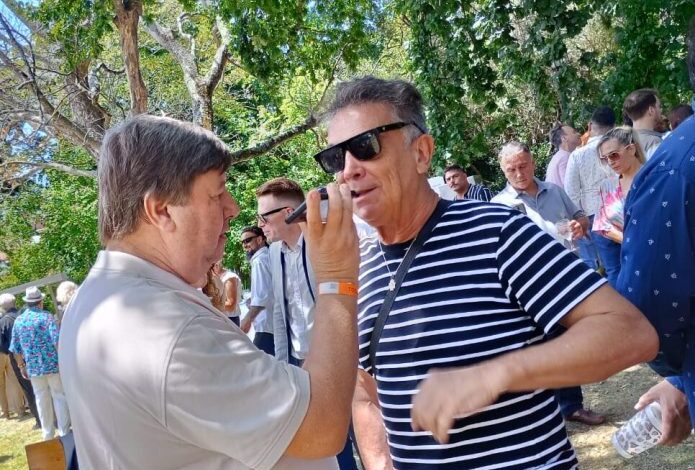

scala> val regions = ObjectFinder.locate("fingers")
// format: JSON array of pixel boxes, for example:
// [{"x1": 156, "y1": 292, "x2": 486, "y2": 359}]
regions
[{"x1": 634, "y1": 391, "x2": 655, "y2": 411}]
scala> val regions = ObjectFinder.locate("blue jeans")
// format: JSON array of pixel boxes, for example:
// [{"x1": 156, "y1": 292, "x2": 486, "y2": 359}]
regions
[
  {"x1": 593, "y1": 233, "x2": 622, "y2": 286},
  {"x1": 576, "y1": 232, "x2": 600, "y2": 271}
]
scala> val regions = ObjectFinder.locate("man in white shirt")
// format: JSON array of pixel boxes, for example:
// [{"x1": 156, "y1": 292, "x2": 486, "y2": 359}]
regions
[
  {"x1": 256, "y1": 177, "x2": 358, "y2": 470},
  {"x1": 239, "y1": 225, "x2": 275, "y2": 355},
  {"x1": 564, "y1": 106, "x2": 620, "y2": 279},
  {"x1": 59, "y1": 115, "x2": 359, "y2": 470}
]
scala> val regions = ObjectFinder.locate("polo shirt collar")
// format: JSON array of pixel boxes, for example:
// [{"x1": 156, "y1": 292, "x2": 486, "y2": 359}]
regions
[
  {"x1": 503, "y1": 177, "x2": 546, "y2": 199},
  {"x1": 93, "y1": 250, "x2": 204, "y2": 300}
]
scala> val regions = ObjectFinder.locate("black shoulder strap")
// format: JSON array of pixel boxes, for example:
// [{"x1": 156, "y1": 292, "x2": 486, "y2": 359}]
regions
[{"x1": 368, "y1": 199, "x2": 449, "y2": 374}]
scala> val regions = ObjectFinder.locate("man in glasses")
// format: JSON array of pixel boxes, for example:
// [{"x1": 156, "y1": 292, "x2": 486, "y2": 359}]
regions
[
  {"x1": 239, "y1": 226, "x2": 275, "y2": 356},
  {"x1": 317, "y1": 76, "x2": 658, "y2": 469},
  {"x1": 256, "y1": 177, "x2": 358, "y2": 470}
]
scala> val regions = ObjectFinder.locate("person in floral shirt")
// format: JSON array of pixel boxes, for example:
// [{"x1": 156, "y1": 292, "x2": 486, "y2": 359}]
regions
[{"x1": 9, "y1": 286, "x2": 70, "y2": 440}]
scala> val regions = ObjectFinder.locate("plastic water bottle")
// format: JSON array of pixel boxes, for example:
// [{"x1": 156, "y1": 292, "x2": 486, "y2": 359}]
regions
[{"x1": 612, "y1": 402, "x2": 663, "y2": 458}]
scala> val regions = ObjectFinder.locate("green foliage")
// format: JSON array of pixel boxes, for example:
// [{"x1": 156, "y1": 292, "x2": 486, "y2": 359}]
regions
[
  {"x1": 401, "y1": 0, "x2": 694, "y2": 185},
  {"x1": 0, "y1": 144, "x2": 99, "y2": 289}
]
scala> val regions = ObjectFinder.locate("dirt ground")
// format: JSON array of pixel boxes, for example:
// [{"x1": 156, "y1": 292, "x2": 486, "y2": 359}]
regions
[{"x1": 568, "y1": 364, "x2": 695, "y2": 469}]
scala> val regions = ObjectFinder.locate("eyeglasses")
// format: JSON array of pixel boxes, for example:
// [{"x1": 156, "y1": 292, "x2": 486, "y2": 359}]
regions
[
  {"x1": 241, "y1": 235, "x2": 259, "y2": 245},
  {"x1": 256, "y1": 206, "x2": 289, "y2": 224},
  {"x1": 313, "y1": 122, "x2": 426, "y2": 174},
  {"x1": 599, "y1": 144, "x2": 630, "y2": 163}
]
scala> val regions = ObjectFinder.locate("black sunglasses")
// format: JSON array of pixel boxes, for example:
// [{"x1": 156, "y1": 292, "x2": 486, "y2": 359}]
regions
[
  {"x1": 241, "y1": 235, "x2": 260, "y2": 245},
  {"x1": 313, "y1": 122, "x2": 426, "y2": 174},
  {"x1": 257, "y1": 206, "x2": 289, "y2": 224}
]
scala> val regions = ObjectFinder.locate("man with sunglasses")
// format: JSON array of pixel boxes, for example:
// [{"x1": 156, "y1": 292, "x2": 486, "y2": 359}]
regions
[
  {"x1": 256, "y1": 177, "x2": 358, "y2": 470},
  {"x1": 239, "y1": 226, "x2": 274, "y2": 356},
  {"x1": 316, "y1": 76, "x2": 658, "y2": 469}
]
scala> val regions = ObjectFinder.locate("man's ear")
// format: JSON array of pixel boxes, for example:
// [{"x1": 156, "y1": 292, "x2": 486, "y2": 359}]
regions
[
  {"x1": 414, "y1": 134, "x2": 435, "y2": 175},
  {"x1": 142, "y1": 192, "x2": 176, "y2": 232}
]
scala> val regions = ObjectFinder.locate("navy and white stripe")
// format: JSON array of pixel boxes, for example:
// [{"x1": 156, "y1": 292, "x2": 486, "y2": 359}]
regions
[
  {"x1": 464, "y1": 184, "x2": 495, "y2": 202},
  {"x1": 357, "y1": 200, "x2": 606, "y2": 470}
]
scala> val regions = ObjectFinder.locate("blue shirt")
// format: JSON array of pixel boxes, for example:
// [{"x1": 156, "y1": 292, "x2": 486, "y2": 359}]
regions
[
  {"x1": 617, "y1": 98, "x2": 695, "y2": 421},
  {"x1": 358, "y1": 200, "x2": 605, "y2": 469},
  {"x1": 9, "y1": 306, "x2": 60, "y2": 377}
]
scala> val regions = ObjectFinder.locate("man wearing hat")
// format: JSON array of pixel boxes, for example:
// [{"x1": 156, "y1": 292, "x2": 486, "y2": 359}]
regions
[
  {"x1": 9, "y1": 286, "x2": 71, "y2": 440},
  {"x1": 0, "y1": 293, "x2": 41, "y2": 428}
]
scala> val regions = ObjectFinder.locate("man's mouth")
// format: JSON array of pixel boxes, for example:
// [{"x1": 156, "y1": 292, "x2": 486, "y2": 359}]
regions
[{"x1": 351, "y1": 188, "x2": 374, "y2": 199}]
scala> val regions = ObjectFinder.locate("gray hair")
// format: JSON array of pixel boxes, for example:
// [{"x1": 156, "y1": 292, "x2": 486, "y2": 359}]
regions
[
  {"x1": 498, "y1": 141, "x2": 531, "y2": 162},
  {"x1": 0, "y1": 293, "x2": 16, "y2": 314},
  {"x1": 56, "y1": 281, "x2": 78, "y2": 305},
  {"x1": 323, "y1": 76, "x2": 428, "y2": 140},
  {"x1": 98, "y1": 115, "x2": 232, "y2": 243},
  {"x1": 598, "y1": 126, "x2": 646, "y2": 164}
]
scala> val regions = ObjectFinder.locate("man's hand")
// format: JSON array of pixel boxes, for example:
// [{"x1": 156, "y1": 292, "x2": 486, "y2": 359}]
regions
[
  {"x1": 300, "y1": 183, "x2": 358, "y2": 284},
  {"x1": 569, "y1": 219, "x2": 585, "y2": 240},
  {"x1": 411, "y1": 364, "x2": 507, "y2": 443},
  {"x1": 635, "y1": 380, "x2": 692, "y2": 446},
  {"x1": 240, "y1": 316, "x2": 252, "y2": 334}
]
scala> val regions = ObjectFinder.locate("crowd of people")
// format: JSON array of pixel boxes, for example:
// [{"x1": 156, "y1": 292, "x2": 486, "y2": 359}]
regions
[{"x1": 0, "y1": 16, "x2": 694, "y2": 470}]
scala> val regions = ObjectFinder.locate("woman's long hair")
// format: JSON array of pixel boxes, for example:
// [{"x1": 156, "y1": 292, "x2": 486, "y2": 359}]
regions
[
  {"x1": 597, "y1": 126, "x2": 647, "y2": 165},
  {"x1": 202, "y1": 267, "x2": 224, "y2": 311}
]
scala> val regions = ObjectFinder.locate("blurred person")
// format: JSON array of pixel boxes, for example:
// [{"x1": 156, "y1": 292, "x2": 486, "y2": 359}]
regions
[
  {"x1": 443, "y1": 164, "x2": 494, "y2": 201},
  {"x1": 623, "y1": 88, "x2": 663, "y2": 159},
  {"x1": 564, "y1": 105, "x2": 618, "y2": 275},
  {"x1": 10, "y1": 287, "x2": 70, "y2": 440},
  {"x1": 668, "y1": 103, "x2": 694, "y2": 131},
  {"x1": 239, "y1": 226, "x2": 275, "y2": 356},
  {"x1": 202, "y1": 266, "x2": 225, "y2": 311},
  {"x1": 546, "y1": 123, "x2": 581, "y2": 188},
  {"x1": 315, "y1": 76, "x2": 656, "y2": 468},
  {"x1": 0, "y1": 293, "x2": 40, "y2": 428},
  {"x1": 60, "y1": 114, "x2": 359, "y2": 469},
  {"x1": 616, "y1": 16, "x2": 695, "y2": 448},
  {"x1": 592, "y1": 127, "x2": 646, "y2": 249},
  {"x1": 213, "y1": 260, "x2": 243, "y2": 326},
  {"x1": 0, "y1": 309, "x2": 24, "y2": 420},
  {"x1": 55, "y1": 280, "x2": 78, "y2": 325}
]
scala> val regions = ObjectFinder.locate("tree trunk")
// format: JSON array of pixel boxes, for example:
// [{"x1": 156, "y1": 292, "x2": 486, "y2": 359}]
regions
[{"x1": 113, "y1": 0, "x2": 148, "y2": 115}]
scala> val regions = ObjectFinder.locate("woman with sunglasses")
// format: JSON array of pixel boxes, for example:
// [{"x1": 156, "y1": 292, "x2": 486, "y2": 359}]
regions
[{"x1": 592, "y1": 127, "x2": 646, "y2": 283}]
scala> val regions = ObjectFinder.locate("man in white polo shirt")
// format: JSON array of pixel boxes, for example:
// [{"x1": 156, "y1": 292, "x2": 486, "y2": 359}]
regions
[{"x1": 59, "y1": 115, "x2": 359, "y2": 470}]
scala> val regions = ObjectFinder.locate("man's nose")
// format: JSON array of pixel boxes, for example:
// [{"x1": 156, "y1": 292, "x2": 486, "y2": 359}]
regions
[{"x1": 342, "y1": 151, "x2": 365, "y2": 180}]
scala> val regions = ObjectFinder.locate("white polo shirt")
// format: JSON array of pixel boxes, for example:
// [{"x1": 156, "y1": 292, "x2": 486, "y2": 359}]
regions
[{"x1": 59, "y1": 250, "x2": 336, "y2": 470}]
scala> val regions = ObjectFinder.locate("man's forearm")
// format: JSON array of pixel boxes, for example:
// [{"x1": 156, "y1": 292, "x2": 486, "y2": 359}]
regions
[
  {"x1": 286, "y1": 292, "x2": 358, "y2": 457},
  {"x1": 246, "y1": 306, "x2": 264, "y2": 323},
  {"x1": 353, "y1": 399, "x2": 393, "y2": 469},
  {"x1": 491, "y1": 290, "x2": 658, "y2": 393}
]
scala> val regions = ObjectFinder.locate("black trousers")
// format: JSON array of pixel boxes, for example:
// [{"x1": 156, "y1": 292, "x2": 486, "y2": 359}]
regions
[{"x1": 9, "y1": 354, "x2": 40, "y2": 426}]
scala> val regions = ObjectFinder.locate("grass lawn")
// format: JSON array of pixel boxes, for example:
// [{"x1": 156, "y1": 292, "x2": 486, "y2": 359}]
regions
[{"x1": 0, "y1": 415, "x2": 41, "y2": 470}]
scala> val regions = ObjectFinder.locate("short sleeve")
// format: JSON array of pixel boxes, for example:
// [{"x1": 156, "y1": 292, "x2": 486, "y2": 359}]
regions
[
  {"x1": 250, "y1": 256, "x2": 272, "y2": 308},
  {"x1": 164, "y1": 314, "x2": 310, "y2": 470},
  {"x1": 48, "y1": 315, "x2": 60, "y2": 347},
  {"x1": 496, "y1": 214, "x2": 607, "y2": 333},
  {"x1": 9, "y1": 321, "x2": 21, "y2": 355}
]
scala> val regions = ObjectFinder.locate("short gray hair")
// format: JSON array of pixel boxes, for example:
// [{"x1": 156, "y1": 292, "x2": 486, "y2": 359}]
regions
[
  {"x1": 0, "y1": 293, "x2": 15, "y2": 314},
  {"x1": 56, "y1": 281, "x2": 78, "y2": 305},
  {"x1": 98, "y1": 115, "x2": 232, "y2": 243},
  {"x1": 498, "y1": 141, "x2": 531, "y2": 162},
  {"x1": 324, "y1": 76, "x2": 428, "y2": 139}
]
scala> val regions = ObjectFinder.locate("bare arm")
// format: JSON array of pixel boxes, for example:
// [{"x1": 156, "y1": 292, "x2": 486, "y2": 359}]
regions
[
  {"x1": 285, "y1": 183, "x2": 360, "y2": 458},
  {"x1": 224, "y1": 277, "x2": 239, "y2": 311},
  {"x1": 412, "y1": 284, "x2": 658, "y2": 442},
  {"x1": 353, "y1": 369, "x2": 393, "y2": 470},
  {"x1": 240, "y1": 305, "x2": 263, "y2": 333}
]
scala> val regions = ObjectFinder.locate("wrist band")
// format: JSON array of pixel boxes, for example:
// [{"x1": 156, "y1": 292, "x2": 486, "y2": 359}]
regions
[{"x1": 318, "y1": 281, "x2": 358, "y2": 296}]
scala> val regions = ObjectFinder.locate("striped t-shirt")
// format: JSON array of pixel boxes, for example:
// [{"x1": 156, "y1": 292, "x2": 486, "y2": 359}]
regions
[
  {"x1": 462, "y1": 183, "x2": 494, "y2": 202},
  {"x1": 357, "y1": 199, "x2": 606, "y2": 469}
]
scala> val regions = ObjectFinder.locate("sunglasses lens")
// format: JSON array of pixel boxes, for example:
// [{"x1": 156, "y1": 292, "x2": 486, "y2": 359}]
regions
[
  {"x1": 347, "y1": 133, "x2": 379, "y2": 160},
  {"x1": 315, "y1": 146, "x2": 346, "y2": 174}
]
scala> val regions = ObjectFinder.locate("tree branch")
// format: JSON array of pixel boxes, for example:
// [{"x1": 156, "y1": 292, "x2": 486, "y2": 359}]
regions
[
  {"x1": 203, "y1": 16, "x2": 232, "y2": 93},
  {"x1": 1, "y1": 160, "x2": 96, "y2": 178},
  {"x1": 229, "y1": 115, "x2": 317, "y2": 164}
]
